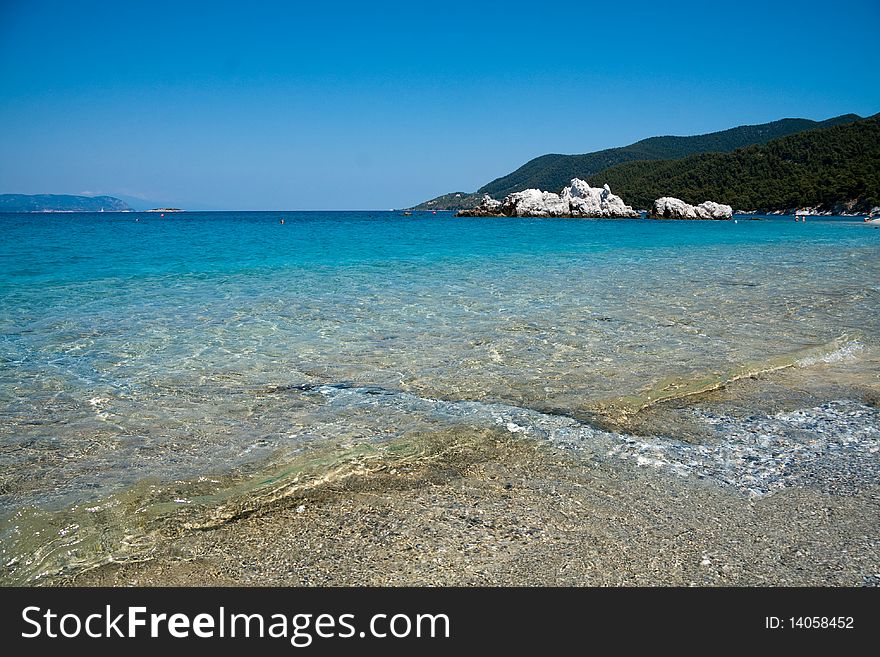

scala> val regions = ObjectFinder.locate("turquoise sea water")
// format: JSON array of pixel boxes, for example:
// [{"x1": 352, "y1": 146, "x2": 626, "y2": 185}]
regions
[{"x1": 1, "y1": 211, "x2": 879, "y2": 580}]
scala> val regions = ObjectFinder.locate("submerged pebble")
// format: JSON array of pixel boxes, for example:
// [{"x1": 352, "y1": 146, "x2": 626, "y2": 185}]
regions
[{"x1": 311, "y1": 385, "x2": 880, "y2": 498}]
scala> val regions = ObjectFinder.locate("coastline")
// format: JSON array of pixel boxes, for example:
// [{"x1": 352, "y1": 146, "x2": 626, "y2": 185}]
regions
[
  {"x1": 44, "y1": 360, "x2": 880, "y2": 588},
  {"x1": 58, "y1": 425, "x2": 879, "y2": 587}
]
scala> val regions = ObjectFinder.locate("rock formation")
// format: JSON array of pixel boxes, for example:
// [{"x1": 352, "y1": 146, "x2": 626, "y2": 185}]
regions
[
  {"x1": 456, "y1": 180, "x2": 639, "y2": 218},
  {"x1": 456, "y1": 194, "x2": 503, "y2": 217},
  {"x1": 564, "y1": 179, "x2": 639, "y2": 218},
  {"x1": 649, "y1": 197, "x2": 733, "y2": 220}
]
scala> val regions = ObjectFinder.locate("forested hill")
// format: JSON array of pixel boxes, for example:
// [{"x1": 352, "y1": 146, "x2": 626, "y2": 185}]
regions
[
  {"x1": 0, "y1": 194, "x2": 133, "y2": 212},
  {"x1": 588, "y1": 114, "x2": 880, "y2": 213},
  {"x1": 477, "y1": 114, "x2": 860, "y2": 199},
  {"x1": 412, "y1": 113, "x2": 861, "y2": 210}
]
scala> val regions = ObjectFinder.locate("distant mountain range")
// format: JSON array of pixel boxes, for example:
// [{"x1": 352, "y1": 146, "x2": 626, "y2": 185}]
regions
[
  {"x1": 412, "y1": 113, "x2": 864, "y2": 211},
  {"x1": 0, "y1": 194, "x2": 133, "y2": 212}
]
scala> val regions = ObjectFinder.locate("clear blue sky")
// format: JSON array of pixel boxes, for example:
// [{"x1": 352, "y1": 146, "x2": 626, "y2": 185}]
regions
[{"x1": 1, "y1": 0, "x2": 878, "y2": 210}]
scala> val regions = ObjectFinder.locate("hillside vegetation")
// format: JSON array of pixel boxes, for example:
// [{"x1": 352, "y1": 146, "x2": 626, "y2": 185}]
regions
[
  {"x1": 477, "y1": 115, "x2": 860, "y2": 199},
  {"x1": 589, "y1": 114, "x2": 880, "y2": 212}
]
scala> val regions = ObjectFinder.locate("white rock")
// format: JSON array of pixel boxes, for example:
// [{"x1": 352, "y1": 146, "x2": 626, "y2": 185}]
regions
[
  {"x1": 562, "y1": 179, "x2": 639, "y2": 218},
  {"x1": 454, "y1": 194, "x2": 503, "y2": 217},
  {"x1": 694, "y1": 200, "x2": 734, "y2": 220},
  {"x1": 479, "y1": 194, "x2": 501, "y2": 212},
  {"x1": 456, "y1": 178, "x2": 638, "y2": 218},
  {"x1": 650, "y1": 197, "x2": 732, "y2": 220},
  {"x1": 501, "y1": 189, "x2": 569, "y2": 217},
  {"x1": 651, "y1": 197, "x2": 697, "y2": 219}
]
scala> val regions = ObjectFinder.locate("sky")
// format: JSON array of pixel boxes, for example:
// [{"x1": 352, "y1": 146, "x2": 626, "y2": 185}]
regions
[{"x1": 1, "y1": 0, "x2": 878, "y2": 210}]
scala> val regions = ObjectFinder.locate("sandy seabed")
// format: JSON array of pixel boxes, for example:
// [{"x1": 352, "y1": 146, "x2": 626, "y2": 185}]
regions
[{"x1": 60, "y1": 427, "x2": 878, "y2": 587}]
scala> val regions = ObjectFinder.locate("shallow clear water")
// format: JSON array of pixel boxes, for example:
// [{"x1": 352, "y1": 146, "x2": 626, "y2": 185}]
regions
[{"x1": 1, "y1": 211, "x2": 879, "y2": 574}]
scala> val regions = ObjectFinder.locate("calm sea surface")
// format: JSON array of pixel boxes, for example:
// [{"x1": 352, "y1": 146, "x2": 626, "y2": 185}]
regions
[{"x1": 1, "y1": 211, "x2": 879, "y2": 580}]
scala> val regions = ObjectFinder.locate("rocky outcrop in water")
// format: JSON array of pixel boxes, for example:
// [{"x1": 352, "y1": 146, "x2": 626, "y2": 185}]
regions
[
  {"x1": 789, "y1": 200, "x2": 876, "y2": 217},
  {"x1": 563, "y1": 179, "x2": 640, "y2": 218},
  {"x1": 456, "y1": 179, "x2": 639, "y2": 218},
  {"x1": 649, "y1": 197, "x2": 733, "y2": 220},
  {"x1": 457, "y1": 194, "x2": 503, "y2": 217}
]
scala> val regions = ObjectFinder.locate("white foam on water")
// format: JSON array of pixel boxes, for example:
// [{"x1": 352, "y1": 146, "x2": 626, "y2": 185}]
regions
[
  {"x1": 795, "y1": 341, "x2": 865, "y2": 367},
  {"x1": 309, "y1": 385, "x2": 880, "y2": 498}
]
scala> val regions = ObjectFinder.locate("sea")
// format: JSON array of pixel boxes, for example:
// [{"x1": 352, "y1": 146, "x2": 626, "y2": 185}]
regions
[{"x1": 1, "y1": 210, "x2": 879, "y2": 582}]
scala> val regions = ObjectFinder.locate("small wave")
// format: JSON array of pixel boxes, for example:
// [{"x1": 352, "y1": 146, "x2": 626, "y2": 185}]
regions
[
  {"x1": 0, "y1": 440, "x2": 397, "y2": 586},
  {"x1": 596, "y1": 335, "x2": 867, "y2": 417},
  {"x1": 3, "y1": 379, "x2": 877, "y2": 585},
  {"x1": 298, "y1": 386, "x2": 880, "y2": 501},
  {"x1": 599, "y1": 400, "x2": 879, "y2": 499},
  {"x1": 795, "y1": 341, "x2": 864, "y2": 367}
]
